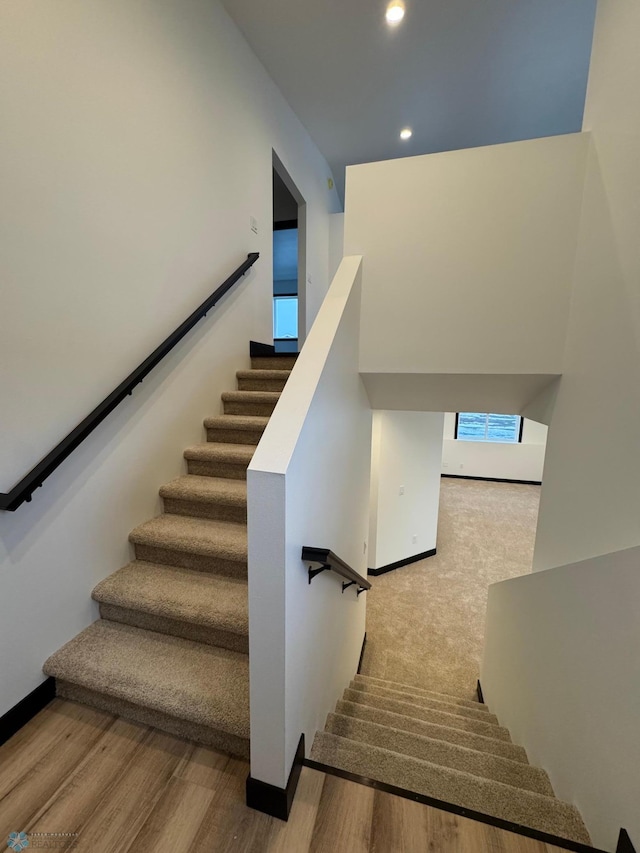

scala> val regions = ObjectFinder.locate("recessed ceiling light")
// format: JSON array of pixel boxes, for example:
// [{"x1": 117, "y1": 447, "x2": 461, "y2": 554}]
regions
[
  {"x1": 400, "y1": 127, "x2": 412, "y2": 140},
  {"x1": 386, "y1": 1, "x2": 405, "y2": 25}
]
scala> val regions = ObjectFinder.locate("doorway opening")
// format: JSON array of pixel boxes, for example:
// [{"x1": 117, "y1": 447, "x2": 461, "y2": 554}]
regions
[{"x1": 272, "y1": 152, "x2": 306, "y2": 352}]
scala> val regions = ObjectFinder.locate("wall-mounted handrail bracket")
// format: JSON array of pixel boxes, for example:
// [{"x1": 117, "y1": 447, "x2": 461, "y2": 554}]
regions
[
  {"x1": 302, "y1": 546, "x2": 371, "y2": 594},
  {"x1": 308, "y1": 564, "x2": 330, "y2": 584},
  {"x1": 0, "y1": 253, "x2": 259, "y2": 513}
]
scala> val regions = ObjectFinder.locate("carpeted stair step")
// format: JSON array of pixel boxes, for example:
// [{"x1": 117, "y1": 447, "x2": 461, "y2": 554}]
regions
[
  {"x1": 184, "y1": 442, "x2": 254, "y2": 480},
  {"x1": 342, "y1": 688, "x2": 511, "y2": 741},
  {"x1": 129, "y1": 514, "x2": 247, "y2": 577},
  {"x1": 335, "y1": 700, "x2": 528, "y2": 762},
  {"x1": 222, "y1": 390, "x2": 280, "y2": 416},
  {"x1": 353, "y1": 674, "x2": 488, "y2": 712},
  {"x1": 160, "y1": 476, "x2": 247, "y2": 523},
  {"x1": 310, "y1": 732, "x2": 591, "y2": 845},
  {"x1": 348, "y1": 680, "x2": 498, "y2": 723},
  {"x1": 236, "y1": 369, "x2": 290, "y2": 392},
  {"x1": 324, "y1": 713, "x2": 552, "y2": 795},
  {"x1": 204, "y1": 415, "x2": 269, "y2": 446},
  {"x1": 92, "y1": 561, "x2": 248, "y2": 653},
  {"x1": 250, "y1": 355, "x2": 297, "y2": 371},
  {"x1": 43, "y1": 620, "x2": 250, "y2": 757}
]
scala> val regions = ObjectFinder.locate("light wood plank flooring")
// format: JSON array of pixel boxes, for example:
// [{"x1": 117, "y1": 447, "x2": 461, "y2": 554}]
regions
[{"x1": 0, "y1": 699, "x2": 573, "y2": 853}]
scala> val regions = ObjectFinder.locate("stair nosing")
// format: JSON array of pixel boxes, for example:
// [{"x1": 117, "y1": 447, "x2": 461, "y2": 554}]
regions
[
  {"x1": 92, "y1": 561, "x2": 248, "y2": 636},
  {"x1": 353, "y1": 674, "x2": 488, "y2": 710},
  {"x1": 349, "y1": 681, "x2": 498, "y2": 722},
  {"x1": 343, "y1": 689, "x2": 511, "y2": 740},
  {"x1": 311, "y1": 731, "x2": 589, "y2": 843},
  {"x1": 43, "y1": 621, "x2": 249, "y2": 739},
  {"x1": 336, "y1": 699, "x2": 528, "y2": 760},
  {"x1": 325, "y1": 713, "x2": 552, "y2": 795},
  {"x1": 159, "y1": 476, "x2": 247, "y2": 506}
]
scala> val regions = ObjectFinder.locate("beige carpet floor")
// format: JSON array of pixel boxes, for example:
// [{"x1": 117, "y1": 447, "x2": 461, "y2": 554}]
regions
[{"x1": 361, "y1": 478, "x2": 540, "y2": 700}]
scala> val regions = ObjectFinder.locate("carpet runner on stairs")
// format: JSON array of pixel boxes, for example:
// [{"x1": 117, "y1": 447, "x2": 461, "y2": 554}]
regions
[
  {"x1": 43, "y1": 351, "x2": 296, "y2": 759},
  {"x1": 310, "y1": 673, "x2": 592, "y2": 846}
]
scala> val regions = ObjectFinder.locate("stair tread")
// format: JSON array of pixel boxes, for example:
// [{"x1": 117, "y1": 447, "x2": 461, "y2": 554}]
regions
[
  {"x1": 129, "y1": 514, "x2": 247, "y2": 560},
  {"x1": 325, "y1": 713, "x2": 553, "y2": 795},
  {"x1": 203, "y1": 415, "x2": 269, "y2": 431},
  {"x1": 184, "y1": 443, "x2": 255, "y2": 463},
  {"x1": 160, "y1": 476, "x2": 247, "y2": 506},
  {"x1": 343, "y1": 688, "x2": 511, "y2": 740},
  {"x1": 92, "y1": 562, "x2": 248, "y2": 635},
  {"x1": 336, "y1": 700, "x2": 528, "y2": 762},
  {"x1": 43, "y1": 620, "x2": 249, "y2": 739},
  {"x1": 349, "y1": 681, "x2": 498, "y2": 722},
  {"x1": 310, "y1": 732, "x2": 590, "y2": 845},
  {"x1": 236, "y1": 370, "x2": 291, "y2": 380},
  {"x1": 354, "y1": 674, "x2": 487, "y2": 710},
  {"x1": 221, "y1": 391, "x2": 281, "y2": 402}
]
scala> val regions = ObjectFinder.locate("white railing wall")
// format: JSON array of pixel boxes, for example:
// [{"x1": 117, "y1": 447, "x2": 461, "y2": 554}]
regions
[
  {"x1": 482, "y1": 546, "x2": 640, "y2": 851},
  {"x1": 247, "y1": 256, "x2": 372, "y2": 788}
]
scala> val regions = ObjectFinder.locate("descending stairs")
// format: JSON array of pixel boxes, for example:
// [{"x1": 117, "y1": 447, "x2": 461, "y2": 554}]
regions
[
  {"x1": 310, "y1": 673, "x2": 592, "y2": 846},
  {"x1": 43, "y1": 351, "x2": 296, "y2": 759}
]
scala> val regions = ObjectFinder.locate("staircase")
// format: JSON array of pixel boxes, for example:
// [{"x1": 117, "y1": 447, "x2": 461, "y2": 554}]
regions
[
  {"x1": 43, "y1": 350, "x2": 296, "y2": 759},
  {"x1": 311, "y1": 673, "x2": 591, "y2": 846}
]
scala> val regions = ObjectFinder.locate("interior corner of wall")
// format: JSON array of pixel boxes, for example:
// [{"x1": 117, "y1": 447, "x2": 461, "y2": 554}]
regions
[{"x1": 520, "y1": 377, "x2": 561, "y2": 426}]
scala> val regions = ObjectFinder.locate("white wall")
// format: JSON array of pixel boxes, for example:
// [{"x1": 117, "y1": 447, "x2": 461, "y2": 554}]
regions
[
  {"x1": 248, "y1": 257, "x2": 372, "y2": 788},
  {"x1": 533, "y1": 0, "x2": 640, "y2": 570},
  {"x1": 0, "y1": 0, "x2": 340, "y2": 715},
  {"x1": 345, "y1": 134, "x2": 589, "y2": 382},
  {"x1": 369, "y1": 411, "x2": 444, "y2": 570},
  {"x1": 482, "y1": 546, "x2": 640, "y2": 851},
  {"x1": 483, "y1": 7, "x2": 640, "y2": 850},
  {"x1": 441, "y1": 414, "x2": 547, "y2": 482},
  {"x1": 328, "y1": 212, "x2": 345, "y2": 282}
]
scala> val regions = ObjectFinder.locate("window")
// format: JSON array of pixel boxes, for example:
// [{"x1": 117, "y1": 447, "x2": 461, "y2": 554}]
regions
[
  {"x1": 273, "y1": 296, "x2": 298, "y2": 340},
  {"x1": 455, "y1": 413, "x2": 522, "y2": 443}
]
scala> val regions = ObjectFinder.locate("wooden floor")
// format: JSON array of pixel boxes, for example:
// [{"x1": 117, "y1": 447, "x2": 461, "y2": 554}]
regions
[{"x1": 0, "y1": 699, "x2": 571, "y2": 853}]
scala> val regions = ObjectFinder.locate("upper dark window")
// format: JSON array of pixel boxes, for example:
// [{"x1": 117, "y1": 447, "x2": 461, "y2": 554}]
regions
[{"x1": 455, "y1": 413, "x2": 523, "y2": 443}]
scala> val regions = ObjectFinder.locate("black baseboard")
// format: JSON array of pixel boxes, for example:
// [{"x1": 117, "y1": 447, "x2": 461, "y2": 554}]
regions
[
  {"x1": 368, "y1": 548, "x2": 436, "y2": 577},
  {"x1": 357, "y1": 633, "x2": 367, "y2": 674},
  {"x1": 250, "y1": 340, "x2": 297, "y2": 358},
  {"x1": 302, "y1": 758, "x2": 607, "y2": 853},
  {"x1": 250, "y1": 340, "x2": 276, "y2": 358},
  {"x1": 442, "y1": 474, "x2": 542, "y2": 486},
  {"x1": 476, "y1": 680, "x2": 485, "y2": 704},
  {"x1": 0, "y1": 677, "x2": 56, "y2": 748},
  {"x1": 246, "y1": 733, "x2": 305, "y2": 821},
  {"x1": 618, "y1": 829, "x2": 637, "y2": 853}
]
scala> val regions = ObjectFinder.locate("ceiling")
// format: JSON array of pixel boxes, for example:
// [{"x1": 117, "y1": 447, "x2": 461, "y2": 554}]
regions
[{"x1": 222, "y1": 0, "x2": 597, "y2": 202}]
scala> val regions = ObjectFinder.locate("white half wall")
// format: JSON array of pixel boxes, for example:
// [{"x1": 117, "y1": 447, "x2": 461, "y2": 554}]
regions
[
  {"x1": 442, "y1": 414, "x2": 547, "y2": 482},
  {"x1": 0, "y1": 0, "x2": 339, "y2": 716},
  {"x1": 482, "y1": 546, "x2": 640, "y2": 851},
  {"x1": 248, "y1": 257, "x2": 372, "y2": 787},
  {"x1": 344, "y1": 134, "x2": 589, "y2": 378},
  {"x1": 533, "y1": 0, "x2": 640, "y2": 570},
  {"x1": 369, "y1": 411, "x2": 444, "y2": 571}
]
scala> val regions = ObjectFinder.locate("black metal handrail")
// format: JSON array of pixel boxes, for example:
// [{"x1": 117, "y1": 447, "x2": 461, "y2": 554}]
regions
[
  {"x1": 301, "y1": 546, "x2": 372, "y2": 595},
  {"x1": 0, "y1": 252, "x2": 259, "y2": 512}
]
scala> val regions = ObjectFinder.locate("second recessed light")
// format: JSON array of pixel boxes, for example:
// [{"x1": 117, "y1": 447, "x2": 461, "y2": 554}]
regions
[
  {"x1": 386, "y1": 1, "x2": 405, "y2": 25},
  {"x1": 400, "y1": 127, "x2": 412, "y2": 140}
]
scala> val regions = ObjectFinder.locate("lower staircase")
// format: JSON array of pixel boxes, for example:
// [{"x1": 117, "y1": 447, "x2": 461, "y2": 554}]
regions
[
  {"x1": 311, "y1": 673, "x2": 591, "y2": 846},
  {"x1": 43, "y1": 348, "x2": 296, "y2": 759}
]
